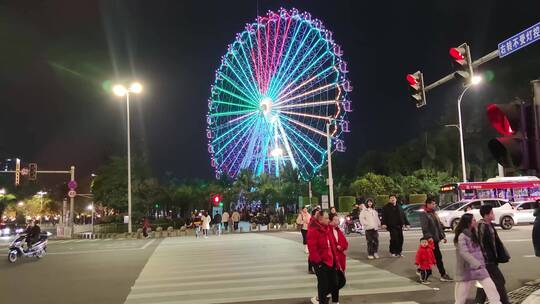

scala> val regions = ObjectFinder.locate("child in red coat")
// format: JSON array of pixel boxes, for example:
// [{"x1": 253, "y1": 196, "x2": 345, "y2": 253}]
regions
[{"x1": 415, "y1": 237, "x2": 436, "y2": 284}]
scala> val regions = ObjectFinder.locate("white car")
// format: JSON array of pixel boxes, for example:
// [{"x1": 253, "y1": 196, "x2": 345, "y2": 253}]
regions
[
  {"x1": 436, "y1": 199, "x2": 516, "y2": 230},
  {"x1": 511, "y1": 201, "x2": 538, "y2": 225}
]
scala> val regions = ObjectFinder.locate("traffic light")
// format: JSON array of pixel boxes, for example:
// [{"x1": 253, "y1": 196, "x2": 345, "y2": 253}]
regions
[
  {"x1": 449, "y1": 43, "x2": 474, "y2": 83},
  {"x1": 212, "y1": 194, "x2": 221, "y2": 207},
  {"x1": 406, "y1": 71, "x2": 426, "y2": 108},
  {"x1": 155, "y1": 203, "x2": 160, "y2": 208},
  {"x1": 28, "y1": 163, "x2": 37, "y2": 181},
  {"x1": 486, "y1": 100, "x2": 531, "y2": 170}
]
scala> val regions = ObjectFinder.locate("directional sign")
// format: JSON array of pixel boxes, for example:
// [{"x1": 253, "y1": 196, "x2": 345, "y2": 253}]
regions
[
  {"x1": 498, "y1": 21, "x2": 540, "y2": 58},
  {"x1": 68, "y1": 190, "x2": 77, "y2": 198},
  {"x1": 68, "y1": 180, "x2": 78, "y2": 190}
]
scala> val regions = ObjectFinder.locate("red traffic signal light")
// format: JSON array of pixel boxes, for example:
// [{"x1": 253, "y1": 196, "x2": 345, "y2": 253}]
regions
[
  {"x1": 449, "y1": 47, "x2": 465, "y2": 61},
  {"x1": 212, "y1": 194, "x2": 221, "y2": 206},
  {"x1": 406, "y1": 71, "x2": 426, "y2": 108},
  {"x1": 449, "y1": 43, "x2": 473, "y2": 82},
  {"x1": 486, "y1": 100, "x2": 529, "y2": 170}
]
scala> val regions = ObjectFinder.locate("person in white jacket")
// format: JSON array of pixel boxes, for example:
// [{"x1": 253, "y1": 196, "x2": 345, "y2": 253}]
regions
[
  {"x1": 222, "y1": 211, "x2": 230, "y2": 232},
  {"x1": 360, "y1": 198, "x2": 381, "y2": 259}
]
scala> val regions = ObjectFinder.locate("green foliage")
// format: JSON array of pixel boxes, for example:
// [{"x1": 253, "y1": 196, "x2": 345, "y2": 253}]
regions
[
  {"x1": 409, "y1": 194, "x2": 427, "y2": 204},
  {"x1": 338, "y1": 196, "x2": 355, "y2": 212},
  {"x1": 374, "y1": 195, "x2": 389, "y2": 207},
  {"x1": 350, "y1": 173, "x2": 401, "y2": 197}
]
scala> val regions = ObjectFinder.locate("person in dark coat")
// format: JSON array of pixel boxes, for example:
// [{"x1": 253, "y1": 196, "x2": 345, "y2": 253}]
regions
[
  {"x1": 419, "y1": 198, "x2": 453, "y2": 282},
  {"x1": 24, "y1": 220, "x2": 41, "y2": 250},
  {"x1": 475, "y1": 205, "x2": 510, "y2": 304},
  {"x1": 381, "y1": 194, "x2": 410, "y2": 257},
  {"x1": 534, "y1": 201, "x2": 540, "y2": 257}
]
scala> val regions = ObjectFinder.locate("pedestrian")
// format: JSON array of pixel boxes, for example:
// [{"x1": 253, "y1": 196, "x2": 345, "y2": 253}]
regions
[
  {"x1": 360, "y1": 198, "x2": 381, "y2": 259},
  {"x1": 307, "y1": 210, "x2": 340, "y2": 304},
  {"x1": 534, "y1": 200, "x2": 540, "y2": 257},
  {"x1": 330, "y1": 206, "x2": 338, "y2": 216},
  {"x1": 201, "y1": 211, "x2": 211, "y2": 239},
  {"x1": 213, "y1": 212, "x2": 222, "y2": 236},
  {"x1": 142, "y1": 217, "x2": 150, "y2": 238},
  {"x1": 308, "y1": 207, "x2": 321, "y2": 274},
  {"x1": 329, "y1": 213, "x2": 347, "y2": 304},
  {"x1": 222, "y1": 210, "x2": 229, "y2": 232},
  {"x1": 232, "y1": 210, "x2": 240, "y2": 231},
  {"x1": 415, "y1": 237, "x2": 436, "y2": 284},
  {"x1": 419, "y1": 198, "x2": 453, "y2": 282},
  {"x1": 475, "y1": 205, "x2": 510, "y2": 304},
  {"x1": 381, "y1": 194, "x2": 410, "y2": 257},
  {"x1": 453, "y1": 213, "x2": 501, "y2": 304},
  {"x1": 296, "y1": 206, "x2": 311, "y2": 254},
  {"x1": 192, "y1": 211, "x2": 202, "y2": 238}
]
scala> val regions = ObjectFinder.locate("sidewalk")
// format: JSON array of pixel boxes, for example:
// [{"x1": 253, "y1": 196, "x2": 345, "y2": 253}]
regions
[{"x1": 509, "y1": 279, "x2": 540, "y2": 304}]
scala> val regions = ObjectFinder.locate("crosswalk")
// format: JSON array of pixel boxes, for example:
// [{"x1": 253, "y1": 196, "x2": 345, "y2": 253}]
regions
[{"x1": 124, "y1": 233, "x2": 428, "y2": 304}]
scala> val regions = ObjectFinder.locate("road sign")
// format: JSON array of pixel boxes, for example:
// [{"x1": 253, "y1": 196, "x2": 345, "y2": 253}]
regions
[
  {"x1": 498, "y1": 21, "x2": 540, "y2": 58},
  {"x1": 68, "y1": 190, "x2": 76, "y2": 198},
  {"x1": 21, "y1": 168, "x2": 29, "y2": 176},
  {"x1": 68, "y1": 180, "x2": 78, "y2": 190}
]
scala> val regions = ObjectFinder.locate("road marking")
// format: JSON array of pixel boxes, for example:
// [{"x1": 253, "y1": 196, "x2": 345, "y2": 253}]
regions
[
  {"x1": 124, "y1": 234, "x2": 429, "y2": 304},
  {"x1": 141, "y1": 239, "x2": 155, "y2": 249},
  {"x1": 524, "y1": 255, "x2": 537, "y2": 258}
]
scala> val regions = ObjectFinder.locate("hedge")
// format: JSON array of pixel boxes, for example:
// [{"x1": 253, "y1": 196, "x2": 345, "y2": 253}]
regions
[{"x1": 409, "y1": 194, "x2": 427, "y2": 204}]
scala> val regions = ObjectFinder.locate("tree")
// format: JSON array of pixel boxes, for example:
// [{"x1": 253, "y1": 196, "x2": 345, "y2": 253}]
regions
[{"x1": 350, "y1": 173, "x2": 401, "y2": 198}]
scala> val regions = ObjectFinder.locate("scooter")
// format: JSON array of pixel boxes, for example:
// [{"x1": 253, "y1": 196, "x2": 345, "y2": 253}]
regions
[
  {"x1": 7, "y1": 232, "x2": 48, "y2": 263},
  {"x1": 344, "y1": 215, "x2": 364, "y2": 235}
]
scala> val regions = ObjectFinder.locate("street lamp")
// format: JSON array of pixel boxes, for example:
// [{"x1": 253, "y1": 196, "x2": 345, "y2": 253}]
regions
[
  {"x1": 112, "y1": 82, "x2": 143, "y2": 233},
  {"x1": 456, "y1": 75, "x2": 483, "y2": 182},
  {"x1": 36, "y1": 191, "x2": 47, "y2": 224}
]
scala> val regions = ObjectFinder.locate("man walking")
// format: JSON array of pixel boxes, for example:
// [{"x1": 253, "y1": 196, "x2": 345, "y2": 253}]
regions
[
  {"x1": 419, "y1": 198, "x2": 453, "y2": 282},
  {"x1": 222, "y1": 210, "x2": 230, "y2": 232},
  {"x1": 232, "y1": 210, "x2": 240, "y2": 231},
  {"x1": 381, "y1": 195, "x2": 409, "y2": 257},
  {"x1": 475, "y1": 205, "x2": 510, "y2": 304}
]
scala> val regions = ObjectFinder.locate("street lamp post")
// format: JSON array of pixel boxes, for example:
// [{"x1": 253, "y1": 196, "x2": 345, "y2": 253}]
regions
[
  {"x1": 326, "y1": 123, "x2": 335, "y2": 208},
  {"x1": 37, "y1": 191, "x2": 47, "y2": 224},
  {"x1": 87, "y1": 203, "x2": 94, "y2": 234},
  {"x1": 456, "y1": 76, "x2": 483, "y2": 182},
  {"x1": 112, "y1": 82, "x2": 142, "y2": 234}
]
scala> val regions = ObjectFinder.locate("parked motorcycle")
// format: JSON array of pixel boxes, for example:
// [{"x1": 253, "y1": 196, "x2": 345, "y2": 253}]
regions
[{"x1": 7, "y1": 232, "x2": 49, "y2": 263}]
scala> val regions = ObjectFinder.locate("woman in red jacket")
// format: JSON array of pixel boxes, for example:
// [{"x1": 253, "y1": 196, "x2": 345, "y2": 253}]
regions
[
  {"x1": 329, "y1": 213, "x2": 347, "y2": 303},
  {"x1": 307, "y1": 210, "x2": 340, "y2": 304}
]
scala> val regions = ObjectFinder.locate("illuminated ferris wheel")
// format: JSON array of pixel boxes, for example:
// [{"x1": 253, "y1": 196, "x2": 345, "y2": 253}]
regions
[{"x1": 206, "y1": 8, "x2": 352, "y2": 179}]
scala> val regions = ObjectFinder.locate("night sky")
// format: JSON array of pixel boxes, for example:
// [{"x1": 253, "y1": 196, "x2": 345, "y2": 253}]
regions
[{"x1": 1, "y1": 0, "x2": 540, "y2": 184}]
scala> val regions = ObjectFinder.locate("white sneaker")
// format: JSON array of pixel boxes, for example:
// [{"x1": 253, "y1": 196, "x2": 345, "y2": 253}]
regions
[
  {"x1": 311, "y1": 296, "x2": 319, "y2": 304},
  {"x1": 391, "y1": 254, "x2": 399, "y2": 257},
  {"x1": 374, "y1": 253, "x2": 379, "y2": 259},
  {"x1": 367, "y1": 255, "x2": 374, "y2": 260}
]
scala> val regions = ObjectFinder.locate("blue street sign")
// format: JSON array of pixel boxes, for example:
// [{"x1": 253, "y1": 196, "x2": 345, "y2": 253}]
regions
[{"x1": 498, "y1": 21, "x2": 540, "y2": 58}]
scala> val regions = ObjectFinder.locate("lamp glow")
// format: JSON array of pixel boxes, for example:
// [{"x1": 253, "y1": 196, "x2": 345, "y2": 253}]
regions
[
  {"x1": 112, "y1": 84, "x2": 127, "y2": 97},
  {"x1": 129, "y1": 82, "x2": 143, "y2": 94},
  {"x1": 471, "y1": 75, "x2": 483, "y2": 85}
]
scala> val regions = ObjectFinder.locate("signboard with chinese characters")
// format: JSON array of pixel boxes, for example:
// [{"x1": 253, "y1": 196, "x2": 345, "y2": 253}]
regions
[{"x1": 498, "y1": 21, "x2": 540, "y2": 58}]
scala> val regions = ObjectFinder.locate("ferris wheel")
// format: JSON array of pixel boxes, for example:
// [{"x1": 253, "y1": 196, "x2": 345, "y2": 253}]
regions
[{"x1": 206, "y1": 8, "x2": 352, "y2": 179}]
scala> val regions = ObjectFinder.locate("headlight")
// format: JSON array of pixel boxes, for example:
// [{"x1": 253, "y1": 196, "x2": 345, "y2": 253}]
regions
[
  {"x1": 1, "y1": 228, "x2": 9, "y2": 235},
  {"x1": 15, "y1": 228, "x2": 24, "y2": 233}
]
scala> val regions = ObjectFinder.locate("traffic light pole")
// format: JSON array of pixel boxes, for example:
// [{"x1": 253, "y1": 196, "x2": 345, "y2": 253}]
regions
[{"x1": 326, "y1": 123, "x2": 335, "y2": 208}]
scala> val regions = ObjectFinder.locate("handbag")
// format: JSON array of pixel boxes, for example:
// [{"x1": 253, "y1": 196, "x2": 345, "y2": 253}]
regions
[{"x1": 495, "y1": 237, "x2": 510, "y2": 263}]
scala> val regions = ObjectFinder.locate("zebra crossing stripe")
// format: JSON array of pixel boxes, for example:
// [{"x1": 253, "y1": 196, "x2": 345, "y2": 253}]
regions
[{"x1": 124, "y1": 234, "x2": 429, "y2": 304}]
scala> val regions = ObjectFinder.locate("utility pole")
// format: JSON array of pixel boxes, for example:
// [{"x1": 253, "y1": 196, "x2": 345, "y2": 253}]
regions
[
  {"x1": 326, "y1": 123, "x2": 335, "y2": 208},
  {"x1": 69, "y1": 166, "x2": 75, "y2": 227}
]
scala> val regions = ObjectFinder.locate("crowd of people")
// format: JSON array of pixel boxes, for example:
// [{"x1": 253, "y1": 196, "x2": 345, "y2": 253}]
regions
[{"x1": 301, "y1": 194, "x2": 525, "y2": 304}]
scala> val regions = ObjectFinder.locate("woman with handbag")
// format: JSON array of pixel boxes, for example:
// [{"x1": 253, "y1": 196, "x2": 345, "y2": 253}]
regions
[
  {"x1": 297, "y1": 207, "x2": 311, "y2": 254},
  {"x1": 454, "y1": 213, "x2": 501, "y2": 304}
]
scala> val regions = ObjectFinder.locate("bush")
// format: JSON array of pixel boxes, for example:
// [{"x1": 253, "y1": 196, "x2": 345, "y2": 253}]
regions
[
  {"x1": 409, "y1": 194, "x2": 427, "y2": 204},
  {"x1": 338, "y1": 196, "x2": 356, "y2": 212},
  {"x1": 374, "y1": 195, "x2": 389, "y2": 207},
  {"x1": 298, "y1": 196, "x2": 319, "y2": 207}
]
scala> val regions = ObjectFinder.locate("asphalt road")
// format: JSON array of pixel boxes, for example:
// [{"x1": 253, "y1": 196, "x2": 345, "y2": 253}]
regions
[
  {"x1": 273, "y1": 225, "x2": 538, "y2": 304},
  {"x1": 0, "y1": 225, "x2": 536, "y2": 304}
]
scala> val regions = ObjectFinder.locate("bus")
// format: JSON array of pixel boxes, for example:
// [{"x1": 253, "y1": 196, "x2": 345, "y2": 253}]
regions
[{"x1": 439, "y1": 176, "x2": 540, "y2": 206}]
